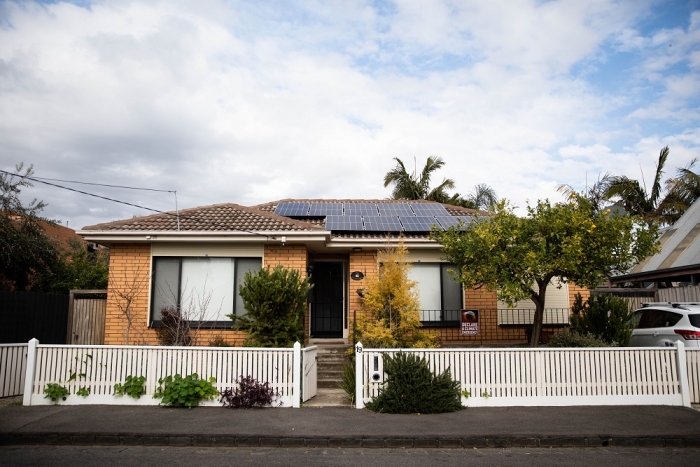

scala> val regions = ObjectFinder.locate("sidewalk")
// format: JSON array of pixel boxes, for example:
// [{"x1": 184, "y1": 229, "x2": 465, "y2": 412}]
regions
[{"x1": 2, "y1": 404, "x2": 700, "y2": 448}]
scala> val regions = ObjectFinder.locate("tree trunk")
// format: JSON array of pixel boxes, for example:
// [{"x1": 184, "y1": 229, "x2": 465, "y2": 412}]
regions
[{"x1": 529, "y1": 282, "x2": 548, "y2": 347}]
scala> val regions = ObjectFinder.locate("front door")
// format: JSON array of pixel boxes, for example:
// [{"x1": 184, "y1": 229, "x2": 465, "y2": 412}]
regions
[{"x1": 310, "y1": 262, "x2": 344, "y2": 338}]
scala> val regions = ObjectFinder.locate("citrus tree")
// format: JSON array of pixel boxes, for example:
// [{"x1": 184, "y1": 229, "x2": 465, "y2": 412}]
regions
[{"x1": 431, "y1": 197, "x2": 659, "y2": 346}]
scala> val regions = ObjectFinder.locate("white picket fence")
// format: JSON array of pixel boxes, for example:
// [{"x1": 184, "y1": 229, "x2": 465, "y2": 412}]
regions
[
  {"x1": 355, "y1": 343, "x2": 696, "y2": 408},
  {"x1": 1, "y1": 344, "x2": 27, "y2": 398},
  {"x1": 689, "y1": 349, "x2": 700, "y2": 404},
  {"x1": 22, "y1": 339, "x2": 309, "y2": 407},
  {"x1": 302, "y1": 346, "x2": 318, "y2": 402}
]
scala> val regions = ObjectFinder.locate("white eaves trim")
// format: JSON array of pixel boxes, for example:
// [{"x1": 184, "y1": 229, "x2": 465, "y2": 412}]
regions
[{"x1": 77, "y1": 230, "x2": 330, "y2": 244}]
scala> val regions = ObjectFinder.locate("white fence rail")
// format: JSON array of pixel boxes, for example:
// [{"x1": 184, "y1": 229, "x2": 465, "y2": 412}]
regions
[
  {"x1": 1, "y1": 344, "x2": 27, "y2": 398},
  {"x1": 302, "y1": 346, "x2": 318, "y2": 402},
  {"x1": 355, "y1": 343, "x2": 694, "y2": 408},
  {"x1": 688, "y1": 349, "x2": 700, "y2": 405},
  {"x1": 22, "y1": 339, "x2": 306, "y2": 407}
]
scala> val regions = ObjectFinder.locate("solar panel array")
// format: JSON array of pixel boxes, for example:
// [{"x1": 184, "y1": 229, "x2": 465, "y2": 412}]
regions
[{"x1": 273, "y1": 201, "x2": 475, "y2": 233}]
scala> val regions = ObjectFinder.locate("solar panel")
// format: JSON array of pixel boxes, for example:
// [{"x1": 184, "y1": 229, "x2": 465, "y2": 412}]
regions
[
  {"x1": 363, "y1": 216, "x2": 403, "y2": 232},
  {"x1": 344, "y1": 203, "x2": 378, "y2": 216},
  {"x1": 410, "y1": 203, "x2": 449, "y2": 216},
  {"x1": 435, "y1": 216, "x2": 475, "y2": 230},
  {"x1": 308, "y1": 203, "x2": 343, "y2": 216},
  {"x1": 325, "y1": 215, "x2": 363, "y2": 231},
  {"x1": 377, "y1": 203, "x2": 414, "y2": 216},
  {"x1": 274, "y1": 202, "x2": 310, "y2": 217},
  {"x1": 399, "y1": 216, "x2": 441, "y2": 232}
]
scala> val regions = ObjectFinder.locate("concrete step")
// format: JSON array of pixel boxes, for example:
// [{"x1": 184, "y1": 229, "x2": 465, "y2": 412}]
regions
[{"x1": 318, "y1": 379, "x2": 343, "y2": 389}]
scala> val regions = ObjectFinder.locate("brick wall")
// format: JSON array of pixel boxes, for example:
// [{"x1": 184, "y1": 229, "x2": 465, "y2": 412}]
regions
[{"x1": 349, "y1": 251, "x2": 379, "y2": 325}]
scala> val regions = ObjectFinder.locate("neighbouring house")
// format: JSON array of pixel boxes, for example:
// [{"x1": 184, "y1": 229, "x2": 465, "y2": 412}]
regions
[
  {"x1": 79, "y1": 199, "x2": 588, "y2": 346},
  {"x1": 610, "y1": 198, "x2": 700, "y2": 301}
]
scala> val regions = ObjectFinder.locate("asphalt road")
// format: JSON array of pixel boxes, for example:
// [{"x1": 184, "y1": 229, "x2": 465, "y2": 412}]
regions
[{"x1": 1, "y1": 446, "x2": 698, "y2": 467}]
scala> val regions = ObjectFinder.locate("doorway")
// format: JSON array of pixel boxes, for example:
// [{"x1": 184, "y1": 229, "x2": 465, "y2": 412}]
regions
[{"x1": 310, "y1": 262, "x2": 344, "y2": 338}]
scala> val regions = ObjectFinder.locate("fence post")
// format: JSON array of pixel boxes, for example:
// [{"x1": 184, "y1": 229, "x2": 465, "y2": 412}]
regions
[
  {"x1": 676, "y1": 341, "x2": 691, "y2": 408},
  {"x1": 22, "y1": 338, "x2": 39, "y2": 406},
  {"x1": 355, "y1": 342, "x2": 364, "y2": 409},
  {"x1": 293, "y1": 342, "x2": 301, "y2": 408}
]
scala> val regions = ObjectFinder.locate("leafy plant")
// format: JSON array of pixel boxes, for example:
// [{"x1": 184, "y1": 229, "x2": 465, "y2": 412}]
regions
[
  {"x1": 481, "y1": 392, "x2": 491, "y2": 399},
  {"x1": 365, "y1": 352, "x2": 463, "y2": 414},
  {"x1": 114, "y1": 375, "x2": 147, "y2": 399},
  {"x1": 76, "y1": 386, "x2": 90, "y2": 396},
  {"x1": 44, "y1": 383, "x2": 69, "y2": 403},
  {"x1": 219, "y1": 376, "x2": 279, "y2": 408},
  {"x1": 547, "y1": 330, "x2": 617, "y2": 348},
  {"x1": 339, "y1": 359, "x2": 356, "y2": 405},
  {"x1": 153, "y1": 373, "x2": 218, "y2": 408},
  {"x1": 230, "y1": 264, "x2": 312, "y2": 347},
  {"x1": 67, "y1": 354, "x2": 92, "y2": 382},
  {"x1": 461, "y1": 389, "x2": 471, "y2": 398},
  {"x1": 570, "y1": 293, "x2": 633, "y2": 346}
]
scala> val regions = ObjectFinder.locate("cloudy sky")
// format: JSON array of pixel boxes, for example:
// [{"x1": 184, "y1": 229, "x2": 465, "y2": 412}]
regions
[{"x1": 1, "y1": 0, "x2": 699, "y2": 230}]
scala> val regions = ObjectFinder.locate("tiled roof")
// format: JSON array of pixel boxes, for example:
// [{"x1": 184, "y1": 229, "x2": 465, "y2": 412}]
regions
[{"x1": 82, "y1": 203, "x2": 324, "y2": 232}]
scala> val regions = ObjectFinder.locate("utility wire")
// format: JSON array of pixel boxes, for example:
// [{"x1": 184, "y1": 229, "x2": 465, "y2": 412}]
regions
[
  {"x1": 29, "y1": 176, "x2": 176, "y2": 193},
  {"x1": 0, "y1": 169, "x2": 269, "y2": 238}
]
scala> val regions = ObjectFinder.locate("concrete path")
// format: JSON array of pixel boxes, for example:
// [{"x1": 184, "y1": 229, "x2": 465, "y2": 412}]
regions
[{"x1": 2, "y1": 404, "x2": 700, "y2": 448}]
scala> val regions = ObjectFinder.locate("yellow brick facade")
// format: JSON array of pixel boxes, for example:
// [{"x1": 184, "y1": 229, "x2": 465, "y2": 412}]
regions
[{"x1": 104, "y1": 243, "x2": 587, "y2": 346}]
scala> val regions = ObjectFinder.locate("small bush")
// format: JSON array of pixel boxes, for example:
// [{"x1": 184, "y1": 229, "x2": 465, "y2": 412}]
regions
[
  {"x1": 547, "y1": 331, "x2": 617, "y2": 348},
  {"x1": 208, "y1": 335, "x2": 232, "y2": 347},
  {"x1": 338, "y1": 359, "x2": 355, "y2": 406},
  {"x1": 44, "y1": 383, "x2": 69, "y2": 403},
  {"x1": 220, "y1": 376, "x2": 279, "y2": 408},
  {"x1": 114, "y1": 375, "x2": 147, "y2": 399},
  {"x1": 365, "y1": 352, "x2": 463, "y2": 414},
  {"x1": 231, "y1": 265, "x2": 312, "y2": 347},
  {"x1": 570, "y1": 293, "x2": 633, "y2": 346},
  {"x1": 153, "y1": 373, "x2": 218, "y2": 408},
  {"x1": 155, "y1": 306, "x2": 192, "y2": 346}
]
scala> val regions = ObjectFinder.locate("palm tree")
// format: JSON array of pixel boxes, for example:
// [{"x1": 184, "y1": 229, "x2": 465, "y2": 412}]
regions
[
  {"x1": 383, "y1": 156, "x2": 455, "y2": 202},
  {"x1": 603, "y1": 146, "x2": 675, "y2": 226},
  {"x1": 663, "y1": 158, "x2": 700, "y2": 223},
  {"x1": 557, "y1": 173, "x2": 613, "y2": 215}
]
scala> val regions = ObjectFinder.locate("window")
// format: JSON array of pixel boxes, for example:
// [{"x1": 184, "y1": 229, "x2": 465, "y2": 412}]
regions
[
  {"x1": 632, "y1": 309, "x2": 683, "y2": 329},
  {"x1": 407, "y1": 263, "x2": 463, "y2": 322},
  {"x1": 150, "y1": 257, "x2": 261, "y2": 325}
]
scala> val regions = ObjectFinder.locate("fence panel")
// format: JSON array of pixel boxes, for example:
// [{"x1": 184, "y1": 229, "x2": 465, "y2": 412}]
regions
[
  {"x1": 688, "y1": 349, "x2": 700, "y2": 404},
  {"x1": 358, "y1": 346, "x2": 685, "y2": 407},
  {"x1": 0, "y1": 344, "x2": 27, "y2": 398},
  {"x1": 25, "y1": 344, "x2": 299, "y2": 407},
  {"x1": 302, "y1": 346, "x2": 318, "y2": 402},
  {"x1": 67, "y1": 291, "x2": 107, "y2": 345},
  {"x1": 0, "y1": 292, "x2": 69, "y2": 344},
  {"x1": 657, "y1": 286, "x2": 700, "y2": 303}
]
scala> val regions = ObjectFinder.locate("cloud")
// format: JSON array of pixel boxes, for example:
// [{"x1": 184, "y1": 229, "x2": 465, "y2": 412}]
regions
[{"x1": 0, "y1": 0, "x2": 698, "y2": 229}]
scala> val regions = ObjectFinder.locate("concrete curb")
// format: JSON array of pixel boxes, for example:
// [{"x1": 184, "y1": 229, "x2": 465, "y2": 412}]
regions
[{"x1": 2, "y1": 433, "x2": 700, "y2": 448}]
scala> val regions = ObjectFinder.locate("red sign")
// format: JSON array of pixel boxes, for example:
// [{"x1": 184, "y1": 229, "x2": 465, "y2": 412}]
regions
[{"x1": 461, "y1": 310, "x2": 479, "y2": 336}]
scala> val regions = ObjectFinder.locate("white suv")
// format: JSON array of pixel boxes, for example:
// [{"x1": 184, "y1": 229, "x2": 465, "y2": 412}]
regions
[{"x1": 629, "y1": 302, "x2": 700, "y2": 348}]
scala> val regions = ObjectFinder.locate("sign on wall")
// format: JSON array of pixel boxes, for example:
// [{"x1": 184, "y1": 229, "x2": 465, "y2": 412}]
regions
[{"x1": 461, "y1": 309, "x2": 479, "y2": 336}]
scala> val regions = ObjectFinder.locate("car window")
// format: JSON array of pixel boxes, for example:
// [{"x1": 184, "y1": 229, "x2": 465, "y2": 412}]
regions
[
  {"x1": 635, "y1": 309, "x2": 683, "y2": 329},
  {"x1": 689, "y1": 314, "x2": 700, "y2": 328}
]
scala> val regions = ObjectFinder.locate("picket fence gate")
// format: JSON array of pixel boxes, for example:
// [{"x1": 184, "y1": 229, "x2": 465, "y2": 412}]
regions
[
  {"x1": 21, "y1": 339, "x2": 315, "y2": 408},
  {"x1": 1, "y1": 344, "x2": 27, "y2": 398},
  {"x1": 355, "y1": 343, "x2": 696, "y2": 409}
]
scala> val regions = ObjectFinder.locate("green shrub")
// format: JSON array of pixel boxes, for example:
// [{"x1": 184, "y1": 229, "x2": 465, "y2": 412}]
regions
[
  {"x1": 338, "y1": 359, "x2": 355, "y2": 406},
  {"x1": 365, "y1": 352, "x2": 463, "y2": 414},
  {"x1": 43, "y1": 383, "x2": 69, "y2": 403},
  {"x1": 114, "y1": 375, "x2": 147, "y2": 399},
  {"x1": 230, "y1": 265, "x2": 312, "y2": 347},
  {"x1": 570, "y1": 293, "x2": 633, "y2": 345},
  {"x1": 153, "y1": 373, "x2": 218, "y2": 408},
  {"x1": 547, "y1": 331, "x2": 617, "y2": 347},
  {"x1": 208, "y1": 335, "x2": 232, "y2": 347}
]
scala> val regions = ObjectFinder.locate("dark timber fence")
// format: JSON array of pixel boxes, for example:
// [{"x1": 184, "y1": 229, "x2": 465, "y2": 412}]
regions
[{"x1": 0, "y1": 291, "x2": 69, "y2": 344}]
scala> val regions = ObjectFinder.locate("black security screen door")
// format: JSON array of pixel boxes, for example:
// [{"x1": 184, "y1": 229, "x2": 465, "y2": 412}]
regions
[{"x1": 310, "y1": 262, "x2": 344, "y2": 338}]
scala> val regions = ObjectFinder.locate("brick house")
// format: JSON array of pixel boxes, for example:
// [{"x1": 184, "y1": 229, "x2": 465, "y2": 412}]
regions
[{"x1": 79, "y1": 199, "x2": 587, "y2": 346}]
